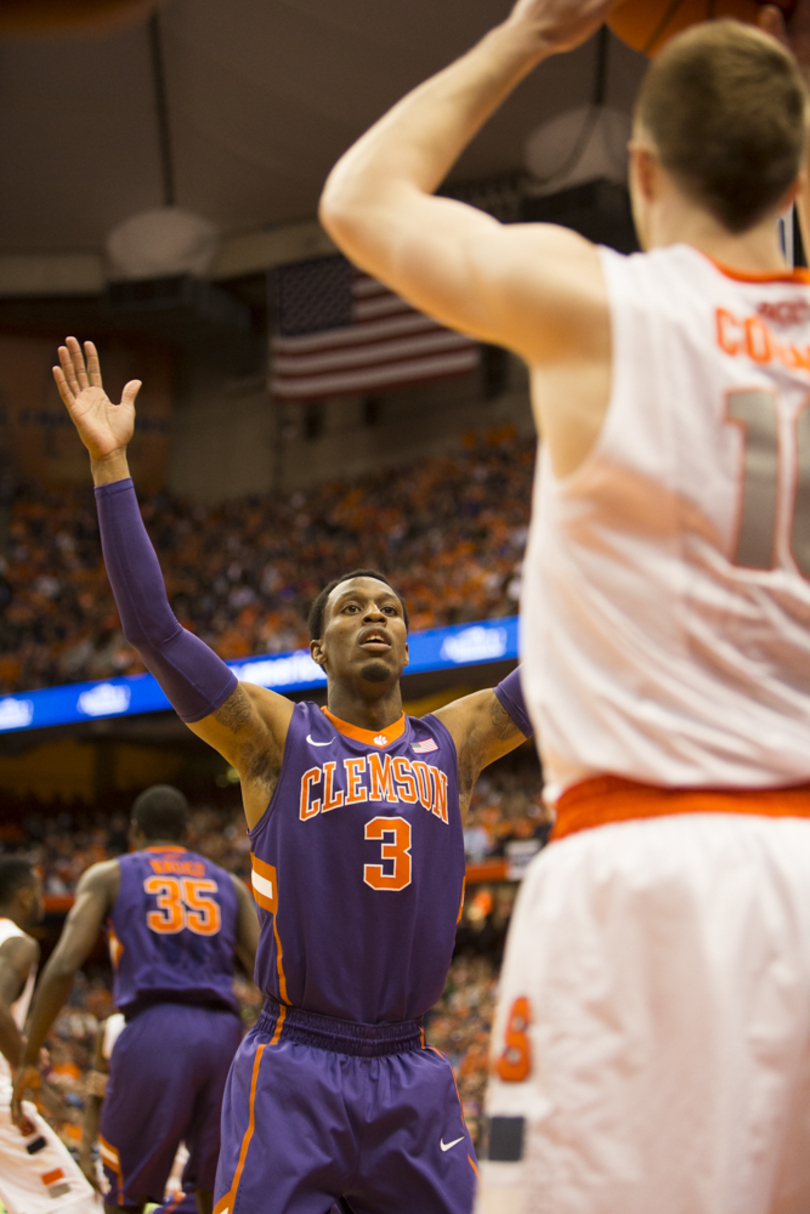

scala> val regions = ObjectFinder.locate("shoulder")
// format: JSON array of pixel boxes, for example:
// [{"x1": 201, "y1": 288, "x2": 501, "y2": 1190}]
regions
[
  {"x1": 486, "y1": 223, "x2": 609, "y2": 363},
  {"x1": 0, "y1": 930, "x2": 38, "y2": 974},
  {"x1": 77, "y1": 858, "x2": 121, "y2": 903},
  {"x1": 408, "y1": 713, "x2": 458, "y2": 764}
]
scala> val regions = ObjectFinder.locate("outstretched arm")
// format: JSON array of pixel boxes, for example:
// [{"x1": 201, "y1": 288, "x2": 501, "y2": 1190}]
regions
[
  {"x1": 231, "y1": 873, "x2": 260, "y2": 977},
  {"x1": 435, "y1": 668, "x2": 533, "y2": 821},
  {"x1": 0, "y1": 935, "x2": 38, "y2": 1073},
  {"x1": 319, "y1": 0, "x2": 613, "y2": 365},
  {"x1": 11, "y1": 861, "x2": 118, "y2": 1123},
  {"x1": 53, "y1": 338, "x2": 293, "y2": 827}
]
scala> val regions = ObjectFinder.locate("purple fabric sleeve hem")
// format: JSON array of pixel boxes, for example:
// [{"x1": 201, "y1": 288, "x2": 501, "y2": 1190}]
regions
[
  {"x1": 494, "y1": 666, "x2": 533, "y2": 738},
  {"x1": 95, "y1": 478, "x2": 238, "y2": 723}
]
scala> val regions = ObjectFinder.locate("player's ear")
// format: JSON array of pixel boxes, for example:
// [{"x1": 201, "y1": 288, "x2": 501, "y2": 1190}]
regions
[
  {"x1": 310, "y1": 638, "x2": 326, "y2": 669},
  {"x1": 404, "y1": 640, "x2": 409, "y2": 669}
]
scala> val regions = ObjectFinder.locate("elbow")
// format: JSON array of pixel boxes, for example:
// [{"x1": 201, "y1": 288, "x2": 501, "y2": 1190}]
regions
[{"x1": 318, "y1": 182, "x2": 359, "y2": 252}]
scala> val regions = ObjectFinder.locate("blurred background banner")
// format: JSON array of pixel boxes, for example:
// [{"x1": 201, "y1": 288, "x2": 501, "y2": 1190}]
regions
[
  {"x1": 269, "y1": 256, "x2": 481, "y2": 401},
  {"x1": 0, "y1": 615, "x2": 518, "y2": 734}
]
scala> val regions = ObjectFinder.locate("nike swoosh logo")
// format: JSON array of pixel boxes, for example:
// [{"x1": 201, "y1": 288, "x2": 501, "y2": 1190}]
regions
[
  {"x1": 440, "y1": 1136, "x2": 465, "y2": 1152},
  {"x1": 306, "y1": 735, "x2": 335, "y2": 747}
]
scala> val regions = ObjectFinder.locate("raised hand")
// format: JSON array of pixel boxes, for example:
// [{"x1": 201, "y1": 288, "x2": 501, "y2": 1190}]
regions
[
  {"x1": 505, "y1": 0, "x2": 618, "y2": 55},
  {"x1": 53, "y1": 337, "x2": 140, "y2": 465}
]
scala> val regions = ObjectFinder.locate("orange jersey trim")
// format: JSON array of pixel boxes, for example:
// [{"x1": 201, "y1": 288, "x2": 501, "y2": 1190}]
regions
[
  {"x1": 704, "y1": 252, "x2": 810, "y2": 287},
  {"x1": 269, "y1": 1005, "x2": 286, "y2": 1046},
  {"x1": 553, "y1": 775, "x2": 810, "y2": 842},
  {"x1": 321, "y1": 706, "x2": 406, "y2": 748},
  {"x1": 144, "y1": 846, "x2": 187, "y2": 853},
  {"x1": 213, "y1": 1044, "x2": 266, "y2": 1214}
]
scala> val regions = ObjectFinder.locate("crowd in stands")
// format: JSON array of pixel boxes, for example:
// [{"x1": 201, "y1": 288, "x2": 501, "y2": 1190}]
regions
[
  {"x1": 0, "y1": 432, "x2": 533, "y2": 695},
  {"x1": 4, "y1": 748, "x2": 547, "y2": 898}
]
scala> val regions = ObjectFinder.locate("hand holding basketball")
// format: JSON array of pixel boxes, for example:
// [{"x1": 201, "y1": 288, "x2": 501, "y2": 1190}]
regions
[
  {"x1": 505, "y1": 0, "x2": 619, "y2": 54},
  {"x1": 53, "y1": 336, "x2": 140, "y2": 465}
]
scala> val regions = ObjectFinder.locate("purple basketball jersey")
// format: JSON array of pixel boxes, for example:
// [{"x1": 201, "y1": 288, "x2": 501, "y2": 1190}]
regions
[
  {"x1": 108, "y1": 847, "x2": 239, "y2": 1015},
  {"x1": 249, "y1": 703, "x2": 466, "y2": 1023}
]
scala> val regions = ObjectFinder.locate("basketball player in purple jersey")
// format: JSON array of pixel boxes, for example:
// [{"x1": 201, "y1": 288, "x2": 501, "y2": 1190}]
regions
[
  {"x1": 14, "y1": 785, "x2": 259, "y2": 1214},
  {"x1": 35, "y1": 335, "x2": 534, "y2": 1213}
]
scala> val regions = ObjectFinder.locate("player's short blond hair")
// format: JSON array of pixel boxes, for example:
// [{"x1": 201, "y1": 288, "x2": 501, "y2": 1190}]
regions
[{"x1": 635, "y1": 19, "x2": 809, "y2": 233}]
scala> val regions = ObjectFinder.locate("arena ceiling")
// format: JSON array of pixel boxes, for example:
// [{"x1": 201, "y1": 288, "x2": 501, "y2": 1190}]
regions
[{"x1": 0, "y1": 0, "x2": 646, "y2": 258}]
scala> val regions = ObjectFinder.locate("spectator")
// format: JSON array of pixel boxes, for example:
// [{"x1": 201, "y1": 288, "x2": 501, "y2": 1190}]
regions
[{"x1": 0, "y1": 433, "x2": 534, "y2": 694}]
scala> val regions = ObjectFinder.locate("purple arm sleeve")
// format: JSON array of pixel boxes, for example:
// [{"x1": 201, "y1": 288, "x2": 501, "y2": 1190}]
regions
[
  {"x1": 94, "y1": 479, "x2": 238, "y2": 723},
  {"x1": 494, "y1": 667, "x2": 534, "y2": 738}
]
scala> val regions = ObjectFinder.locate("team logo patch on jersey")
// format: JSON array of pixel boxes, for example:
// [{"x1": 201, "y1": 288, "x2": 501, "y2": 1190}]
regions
[
  {"x1": 373, "y1": 735, "x2": 388, "y2": 747},
  {"x1": 412, "y1": 738, "x2": 438, "y2": 754}
]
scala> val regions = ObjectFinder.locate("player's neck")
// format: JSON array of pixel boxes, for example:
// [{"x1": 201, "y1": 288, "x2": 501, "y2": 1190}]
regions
[
  {"x1": 325, "y1": 685, "x2": 404, "y2": 733},
  {"x1": 649, "y1": 204, "x2": 791, "y2": 276}
]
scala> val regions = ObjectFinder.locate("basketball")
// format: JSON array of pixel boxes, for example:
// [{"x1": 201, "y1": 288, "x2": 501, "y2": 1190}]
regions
[{"x1": 608, "y1": 0, "x2": 797, "y2": 56}]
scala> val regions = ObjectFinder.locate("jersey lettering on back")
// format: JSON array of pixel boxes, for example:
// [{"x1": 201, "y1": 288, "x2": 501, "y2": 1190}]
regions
[{"x1": 108, "y1": 847, "x2": 239, "y2": 1015}]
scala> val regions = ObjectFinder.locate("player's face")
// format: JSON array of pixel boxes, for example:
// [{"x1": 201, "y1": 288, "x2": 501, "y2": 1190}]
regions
[{"x1": 314, "y1": 577, "x2": 409, "y2": 687}]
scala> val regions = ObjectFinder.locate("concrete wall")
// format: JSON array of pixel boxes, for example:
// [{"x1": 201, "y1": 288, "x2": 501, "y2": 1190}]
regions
[{"x1": 168, "y1": 354, "x2": 535, "y2": 504}]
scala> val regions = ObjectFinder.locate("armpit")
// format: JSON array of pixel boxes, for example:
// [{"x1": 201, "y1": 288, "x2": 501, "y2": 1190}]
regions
[
  {"x1": 213, "y1": 684, "x2": 254, "y2": 733},
  {"x1": 489, "y1": 693, "x2": 525, "y2": 742}
]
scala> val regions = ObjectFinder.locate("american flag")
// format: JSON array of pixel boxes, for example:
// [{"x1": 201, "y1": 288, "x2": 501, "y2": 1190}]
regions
[{"x1": 269, "y1": 255, "x2": 480, "y2": 401}]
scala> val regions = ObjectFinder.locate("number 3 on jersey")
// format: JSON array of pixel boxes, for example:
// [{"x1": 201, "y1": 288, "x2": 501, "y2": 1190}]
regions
[
  {"x1": 364, "y1": 816, "x2": 412, "y2": 891},
  {"x1": 144, "y1": 876, "x2": 222, "y2": 935}
]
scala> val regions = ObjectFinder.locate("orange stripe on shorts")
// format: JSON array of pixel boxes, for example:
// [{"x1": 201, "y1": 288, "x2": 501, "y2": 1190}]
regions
[{"x1": 213, "y1": 1044, "x2": 266, "y2": 1214}]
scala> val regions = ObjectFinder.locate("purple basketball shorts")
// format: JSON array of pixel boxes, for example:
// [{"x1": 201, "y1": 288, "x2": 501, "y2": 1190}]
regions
[
  {"x1": 214, "y1": 998, "x2": 478, "y2": 1214},
  {"x1": 100, "y1": 1002, "x2": 243, "y2": 1205}
]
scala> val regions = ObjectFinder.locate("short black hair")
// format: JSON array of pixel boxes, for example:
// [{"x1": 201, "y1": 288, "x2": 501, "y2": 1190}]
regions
[
  {"x1": 0, "y1": 856, "x2": 36, "y2": 906},
  {"x1": 131, "y1": 785, "x2": 189, "y2": 843},
  {"x1": 308, "y1": 569, "x2": 409, "y2": 641}
]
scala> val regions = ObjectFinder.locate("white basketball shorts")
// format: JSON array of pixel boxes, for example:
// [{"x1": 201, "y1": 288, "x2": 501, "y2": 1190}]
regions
[
  {"x1": 476, "y1": 812, "x2": 810, "y2": 1214},
  {"x1": 0, "y1": 1086, "x2": 97, "y2": 1214}
]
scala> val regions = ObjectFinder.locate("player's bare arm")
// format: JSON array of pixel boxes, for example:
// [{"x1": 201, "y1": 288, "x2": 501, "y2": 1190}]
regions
[
  {"x1": 78, "y1": 1021, "x2": 108, "y2": 1189},
  {"x1": 230, "y1": 872, "x2": 261, "y2": 975},
  {"x1": 11, "y1": 860, "x2": 119, "y2": 1122},
  {"x1": 0, "y1": 935, "x2": 38, "y2": 1073},
  {"x1": 54, "y1": 337, "x2": 294, "y2": 829},
  {"x1": 436, "y1": 689, "x2": 530, "y2": 821},
  {"x1": 319, "y1": 0, "x2": 612, "y2": 403}
]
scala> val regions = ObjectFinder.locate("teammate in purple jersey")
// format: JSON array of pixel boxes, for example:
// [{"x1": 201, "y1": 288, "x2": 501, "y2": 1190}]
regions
[
  {"x1": 34, "y1": 336, "x2": 535, "y2": 1213},
  {"x1": 14, "y1": 785, "x2": 259, "y2": 1214}
]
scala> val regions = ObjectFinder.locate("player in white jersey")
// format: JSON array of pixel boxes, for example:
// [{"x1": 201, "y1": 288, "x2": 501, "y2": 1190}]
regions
[
  {"x1": 320, "y1": 0, "x2": 810, "y2": 1209},
  {"x1": 0, "y1": 857, "x2": 97, "y2": 1214}
]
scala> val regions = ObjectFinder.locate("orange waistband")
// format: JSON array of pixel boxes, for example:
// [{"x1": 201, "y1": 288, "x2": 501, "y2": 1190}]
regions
[{"x1": 553, "y1": 775, "x2": 810, "y2": 842}]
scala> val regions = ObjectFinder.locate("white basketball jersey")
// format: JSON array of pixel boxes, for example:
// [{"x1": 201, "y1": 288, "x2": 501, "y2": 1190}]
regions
[
  {"x1": 521, "y1": 243, "x2": 810, "y2": 804},
  {"x1": 0, "y1": 917, "x2": 35, "y2": 1084}
]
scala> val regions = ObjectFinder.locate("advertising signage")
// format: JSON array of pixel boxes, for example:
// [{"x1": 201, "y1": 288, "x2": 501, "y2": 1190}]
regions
[{"x1": 0, "y1": 616, "x2": 518, "y2": 734}]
